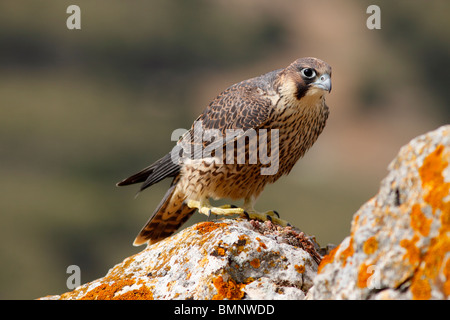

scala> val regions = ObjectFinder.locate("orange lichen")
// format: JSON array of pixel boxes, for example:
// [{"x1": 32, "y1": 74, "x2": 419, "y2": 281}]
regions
[
  {"x1": 255, "y1": 237, "x2": 267, "y2": 248},
  {"x1": 212, "y1": 276, "x2": 245, "y2": 300},
  {"x1": 419, "y1": 145, "x2": 449, "y2": 214},
  {"x1": 419, "y1": 145, "x2": 447, "y2": 188},
  {"x1": 363, "y1": 236, "x2": 378, "y2": 255},
  {"x1": 194, "y1": 221, "x2": 228, "y2": 234},
  {"x1": 243, "y1": 277, "x2": 255, "y2": 284},
  {"x1": 351, "y1": 215, "x2": 360, "y2": 233},
  {"x1": 422, "y1": 235, "x2": 450, "y2": 280},
  {"x1": 80, "y1": 279, "x2": 153, "y2": 300},
  {"x1": 254, "y1": 237, "x2": 267, "y2": 252},
  {"x1": 405, "y1": 144, "x2": 450, "y2": 300},
  {"x1": 410, "y1": 277, "x2": 431, "y2": 300},
  {"x1": 212, "y1": 245, "x2": 226, "y2": 257},
  {"x1": 357, "y1": 263, "x2": 371, "y2": 288},
  {"x1": 238, "y1": 235, "x2": 248, "y2": 242},
  {"x1": 80, "y1": 279, "x2": 132, "y2": 300},
  {"x1": 441, "y1": 203, "x2": 450, "y2": 234},
  {"x1": 317, "y1": 245, "x2": 339, "y2": 274},
  {"x1": 410, "y1": 204, "x2": 432, "y2": 237},
  {"x1": 294, "y1": 264, "x2": 305, "y2": 274},
  {"x1": 400, "y1": 235, "x2": 421, "y2": 266},
  {"x1": 443, "y1": 259, "x2": 450, "y2": 297},
  {"x1": 408, "y1": 233, "x2": 450, "y2": 299},
  {"x1": 113, "y1": 284, "x2": 154, "y2": 300},
  {"x1": 339, "y1": 237, "x2": 355, "y2": 267},
  {"x1": 250, "y1": 258, "x2": 260, "y2": 268},
  {"x1": 234, "y1": 235, "x2": 249, "y2": 253}
]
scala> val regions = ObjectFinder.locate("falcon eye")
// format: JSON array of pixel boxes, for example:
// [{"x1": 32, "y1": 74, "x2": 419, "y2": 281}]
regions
[{"x1": 301, "y1": 68, "x2": 316, "y2": 79}]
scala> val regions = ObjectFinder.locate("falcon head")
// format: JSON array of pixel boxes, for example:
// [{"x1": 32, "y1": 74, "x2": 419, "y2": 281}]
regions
[{"x1": 278, "y1": 57, "x2": 332, "y2": 103}]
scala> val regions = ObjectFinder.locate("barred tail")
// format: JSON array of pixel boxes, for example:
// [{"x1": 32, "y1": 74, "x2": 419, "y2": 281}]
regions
[{"x1": 133, "y1": 184, "x2": 195, "y2": 246}]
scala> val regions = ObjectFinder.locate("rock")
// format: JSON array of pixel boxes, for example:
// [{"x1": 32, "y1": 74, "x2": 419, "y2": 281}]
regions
[
  {"x1": 41, "y1": 219, "x2": 322, "y2": 300},
  {"x1": 40, "y1": 125, "x2": 450, "y2": 300},
  {"x1": 307, "y1": 125, "x2": 450, "y2": 300}
]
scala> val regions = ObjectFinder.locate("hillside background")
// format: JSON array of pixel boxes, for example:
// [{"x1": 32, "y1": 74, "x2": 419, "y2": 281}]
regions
[{"x1": 0, "y1": 0, "x2": 448, "y2": 299}]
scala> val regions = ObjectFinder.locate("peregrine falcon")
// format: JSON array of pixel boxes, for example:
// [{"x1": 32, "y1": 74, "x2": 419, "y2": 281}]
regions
[{"x1": 117, "y1": 57, "x2": 332, "y2": 246}]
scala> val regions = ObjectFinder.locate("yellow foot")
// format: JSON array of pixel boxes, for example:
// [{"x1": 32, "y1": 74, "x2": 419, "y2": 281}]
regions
[
  {"x1": 242, "y1": 209, "x2": 290, "y2": 227},
  {"x1": 186, "y1": 200, "x2": 291, "y2": 227},
  {"x1": 186, "y1": 200, "x2": 244, "y2": 217}
]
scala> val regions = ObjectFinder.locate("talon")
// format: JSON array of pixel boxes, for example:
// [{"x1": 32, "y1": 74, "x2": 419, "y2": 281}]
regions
[
  {"x1": 230, "y1": 204, "x2": 238, "y2": 208},
  {"x1": 243, "y1": 211, "x2": 250, "y2": 219},
  {"x1": 287, "y1": 222, "x2": 292, "y2": 227},
  {"x1": 208, "y1": 209, "x2": 212, "y2": 217},
  {"x1": 273, "y1": 210, "x2": 280, "y2": 218},
  {"x1": 266, "y1": 215, "x2": 273, "y2": 222}
]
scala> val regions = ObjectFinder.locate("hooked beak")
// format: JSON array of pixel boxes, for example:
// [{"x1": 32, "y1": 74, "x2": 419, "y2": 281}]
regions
[{"x1": 312, "y1": 73, "x2": 331, "y2": 93}]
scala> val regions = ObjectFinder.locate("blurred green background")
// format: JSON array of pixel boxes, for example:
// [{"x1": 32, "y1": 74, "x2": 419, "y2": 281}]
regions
[{"x1": 0, "y1": 0, "x2": 448, "y2": 299}]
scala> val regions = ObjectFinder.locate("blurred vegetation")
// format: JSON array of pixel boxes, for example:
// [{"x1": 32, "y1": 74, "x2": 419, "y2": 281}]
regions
[
  {"x1": 0, "y1": 0, "x2": 448, "y2": 299},
  {"x1": 381, "y1": 1, "x2": 450, "y2": 118},
  {"x1": 357, "y1": 0, "x2": 450, "y2": 118}
]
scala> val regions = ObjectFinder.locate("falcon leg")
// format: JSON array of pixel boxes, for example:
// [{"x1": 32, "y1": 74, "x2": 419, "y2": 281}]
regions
[
  {"x1": 218, "y1": 204, "x2": 239, "y2": 209},
  {"x1": 186, "y1": 199, "x2": 244, "y2": 217},
  {"x1": 241, "y1": 198, "x2": 290, "y2": 227}
]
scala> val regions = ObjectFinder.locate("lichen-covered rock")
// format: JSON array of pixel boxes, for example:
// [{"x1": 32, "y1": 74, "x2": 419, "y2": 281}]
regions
[
  {"x1": 41, "y1": 219, "x2": 321, "y2": 300},
  {"x1": 40, "y1": 125, "x2": 450, "y2": 300},
  {"x1": 308, "y1": 125, "x2": 450, "y2": 300}
]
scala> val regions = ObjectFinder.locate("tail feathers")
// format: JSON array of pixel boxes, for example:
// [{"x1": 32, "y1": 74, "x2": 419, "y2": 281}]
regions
[
  {"x1": 116, "y1": 164, "x2": 155, "y2": 187},
  {"x1": 116, "y1": 153, "x2": 180, "y2": 192},
  {"x1": 133, "y1": 185, "x2": 195, "y2": 246}
]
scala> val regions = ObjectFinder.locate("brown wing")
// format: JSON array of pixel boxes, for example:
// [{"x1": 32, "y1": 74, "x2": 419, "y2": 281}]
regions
[
  {"x1": 177, "y1": 73, "x2": 280, "y2": 160},
  {"x1": 197, "y1": 80, "x2": 274, "y2": 133},
  {"x1": 117, "y1": 78, "x2": 275, "y2": 191}
]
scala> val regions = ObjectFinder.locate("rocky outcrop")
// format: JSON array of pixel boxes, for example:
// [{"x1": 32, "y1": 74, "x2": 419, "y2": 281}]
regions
[
  {"x1": 308, "y1": 125, "x2": 450, "y2": 300},
  {"x1": 40, "y1": 125, "x2": 450, "y2": 300},
  {"x1": 42, "y1": 219, "x2": 322, "y2": 300}
]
